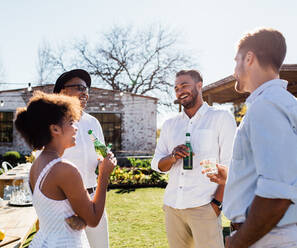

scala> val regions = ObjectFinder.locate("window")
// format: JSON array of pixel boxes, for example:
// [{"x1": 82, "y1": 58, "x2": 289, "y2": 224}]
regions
[
  {"x1": 90, "y1": 113, "x2": 122, "y2": 151},
  {"x1": 0, "y1": 112, "x2": 13, "y2": 143}
]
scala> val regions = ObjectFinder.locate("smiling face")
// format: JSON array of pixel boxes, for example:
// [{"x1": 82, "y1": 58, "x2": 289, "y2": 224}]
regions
[
  {"x1": 174, "y1": 74, "x2": 202, "y2": 109},
  {"x1": 60, "y1": 117, "x2": 78, "y2": 149},
  {"x1": 60, "y1": 77, "x2": 89, "y2": 109}
]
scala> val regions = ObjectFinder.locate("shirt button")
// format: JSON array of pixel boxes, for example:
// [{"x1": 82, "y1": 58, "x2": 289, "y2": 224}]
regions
[
  {"x1": 179, "y1": 186, "x2": 182, "y2": 189},
  {"x1": 181, "y1": 172, "x2": 184, "y2": 175}
]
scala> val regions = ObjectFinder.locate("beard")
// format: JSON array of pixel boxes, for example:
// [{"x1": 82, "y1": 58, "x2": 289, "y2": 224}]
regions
[
  {"x1": 79, "y1": 98, "x2": 87, "y2": 109},
  {"x1": 181, "y1": 88, "x2": 199, "y2": 109}
]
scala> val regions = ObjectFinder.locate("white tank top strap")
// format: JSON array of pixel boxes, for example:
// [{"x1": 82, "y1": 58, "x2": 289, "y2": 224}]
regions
[
  {"x1": 35, "y1": 157, "x2": 62, "y2": 193},
  {"x1": 60, "y1": 158, "x2": 77, "y2": 168}
]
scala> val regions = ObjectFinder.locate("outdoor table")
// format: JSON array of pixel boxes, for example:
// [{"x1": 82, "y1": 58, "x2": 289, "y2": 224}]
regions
[
  {"x1": 0, "y1": 164, "x2": 31, "y2": 198},
  {"x1": 0, "y1": 200, "x2": 37, "y2": 247}
]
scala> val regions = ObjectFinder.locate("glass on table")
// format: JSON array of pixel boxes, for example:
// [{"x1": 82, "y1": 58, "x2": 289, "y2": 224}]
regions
[
  {"x1": 3, "y1": 185, "x2": 12, "y2": 200},
  {"x1": 0, "y1": 197, "x2": 4, "y2": 207},
  {"x1": 200, "y1": 158, "x2": 218, "y2": 175}
]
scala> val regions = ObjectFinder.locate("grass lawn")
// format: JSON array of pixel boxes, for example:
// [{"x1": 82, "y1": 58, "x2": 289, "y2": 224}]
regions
[
  {"x1": 106, "y1": 188, "x2": 230, "y2": 248},
  {"x1": 106, "y1": 187, "x2": 168, "y2": 248}
]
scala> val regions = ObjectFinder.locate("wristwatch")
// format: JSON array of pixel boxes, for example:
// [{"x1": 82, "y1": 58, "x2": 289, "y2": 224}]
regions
[{"x1": 211, "y1": 198, "x2": 222, "y2": 211}]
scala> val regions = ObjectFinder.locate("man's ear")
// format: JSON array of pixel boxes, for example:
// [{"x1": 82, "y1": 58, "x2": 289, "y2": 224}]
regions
[
  {"x1": 196, "y1": 81, "x2": 203, "y2": 91},
  {"x1": 49, "y1": 124, "x2": 61, "y2": 136},
  {"x1": 245, "y1": 51, "x2": 255, "y2": 66}
]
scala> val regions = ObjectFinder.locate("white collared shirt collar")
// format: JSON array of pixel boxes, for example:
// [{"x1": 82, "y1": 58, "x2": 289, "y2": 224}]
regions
[
  {"x1": 245, "y1": 79, "x2": 288, "y2": 107},
  {"x1": 181, "y1": 102, "x2": 209, "y2": 121}
]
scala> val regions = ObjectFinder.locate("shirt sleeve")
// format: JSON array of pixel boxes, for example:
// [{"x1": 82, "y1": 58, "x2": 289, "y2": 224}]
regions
[
  {"x1": 151, "y1": 120, "x2": 171, "y2": 173},
  {"x1": 247, "y1": 98, "x2": 297, "y2": 204},
  {"x1": 218, "y1": 111, "x2": 237, "y2": 167}
]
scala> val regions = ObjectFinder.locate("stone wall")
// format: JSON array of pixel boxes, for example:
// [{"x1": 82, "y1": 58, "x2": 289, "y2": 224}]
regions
[{"x1": 120, "y1": 93, "x2": 157, "y2": 155}]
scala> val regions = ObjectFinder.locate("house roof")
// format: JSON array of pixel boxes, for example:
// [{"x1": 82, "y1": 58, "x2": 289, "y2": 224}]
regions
[
  {"x1": 0, "y1": 84, "x2": 159, "y2": 112},
  {"x1": 0, "y1": 84, "x2": 158, "y2": 102},
  {"x1": 202, "y1": 64, "x2": 297, "y2": 105},
  {"x1": 0, "y1": 91, "x2": 26, "y2": 110}
]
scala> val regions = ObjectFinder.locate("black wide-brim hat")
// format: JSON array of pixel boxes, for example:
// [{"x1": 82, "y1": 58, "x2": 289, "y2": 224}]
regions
[{"x1": 53, "y1": 69, "x2": 91, "y2": 93}]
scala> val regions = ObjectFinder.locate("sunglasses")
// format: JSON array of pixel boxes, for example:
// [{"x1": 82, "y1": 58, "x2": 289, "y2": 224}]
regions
[{"x1": 63, "y1": 84, "x2": 89, "y2": 92}]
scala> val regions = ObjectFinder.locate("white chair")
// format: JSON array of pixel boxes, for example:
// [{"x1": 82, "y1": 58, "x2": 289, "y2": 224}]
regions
[{"x1": 1, "y1": 161, "x2": 13, "y2": 172}]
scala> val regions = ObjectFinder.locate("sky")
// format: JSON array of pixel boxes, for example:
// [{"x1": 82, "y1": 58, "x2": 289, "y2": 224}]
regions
[{"x1": 0, "y1": 0, "x2": 296, "y2": 126}]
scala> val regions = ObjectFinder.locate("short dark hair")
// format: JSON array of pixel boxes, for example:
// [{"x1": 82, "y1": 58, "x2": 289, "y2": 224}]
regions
[
  {"x1": 238, "y1": 28, "x2": 286, "y2": 72},
  {"x1": 176, "y1": 70, "x2": 203, "y2": 83},
  {"x1": 15, "y1": 91, "x2": 81, "y2": 150}
]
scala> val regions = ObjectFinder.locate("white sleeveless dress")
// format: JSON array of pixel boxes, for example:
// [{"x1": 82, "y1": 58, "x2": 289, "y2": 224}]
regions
[{"x1": 29, "y1": 158, "x2": 90, "y2": 248}]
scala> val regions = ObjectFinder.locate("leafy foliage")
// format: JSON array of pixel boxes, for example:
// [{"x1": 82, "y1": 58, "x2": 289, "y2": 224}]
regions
[
  {"x1": 127, "y1": 157, "x2": 152, "y2": 168},
  {"x1": 109, "y1": 157, "x2": 167, "y2": 188},
  {"x1": 2, "y1": 151, "x2": 21, "y2": 166},
  {"x1": 25, "y1": 151, "x2": 36, "y2": 163},
  {"x1": 233, "y1": 103, "x2": 247, "y2": 125}
]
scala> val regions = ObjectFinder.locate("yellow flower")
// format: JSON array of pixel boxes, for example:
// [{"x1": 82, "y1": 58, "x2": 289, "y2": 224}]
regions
[{"x1": 0, "y1": 229, "x2": 5, "y2": 241}]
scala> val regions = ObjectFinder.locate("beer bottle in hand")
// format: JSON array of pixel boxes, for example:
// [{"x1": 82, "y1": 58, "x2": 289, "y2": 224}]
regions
[
  {"x1": 183, "y1": 133, "x2": 193, "y2": 170},
  {"x1": 88, "y1": 129, "x2": 112, "y2": 174}
]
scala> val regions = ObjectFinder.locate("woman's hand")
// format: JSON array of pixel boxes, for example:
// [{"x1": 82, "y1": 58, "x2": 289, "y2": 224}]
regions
[
  {"x1": 201, "y1": 164, "x2": 228, "y2": 185},
  {"x1": 99, "y1": 152, "x2": 116, "y2": 177},
  {"x1": 65, "y1": 214, "x2": 86, "y2": 230}
]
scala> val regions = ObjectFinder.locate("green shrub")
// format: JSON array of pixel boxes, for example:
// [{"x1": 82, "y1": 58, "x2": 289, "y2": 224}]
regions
[
  {"x1": 108, "y1": 156, "x2": 167, "y2": 188},
  {"x1": 127, "y1": 157, "x2": 152, "y2": 168},
  {"x1": 2, "y1": 151, "x2": 21, "y2": 167},
  {"x1": 19, "y1": 153, "x2": 27, "y2": 164},
  {"x1": 109, "y1": 165, "x2": 168, "y2": 188}
]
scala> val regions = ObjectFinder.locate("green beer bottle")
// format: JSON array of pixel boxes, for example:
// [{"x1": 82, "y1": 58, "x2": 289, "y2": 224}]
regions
[
  {"x1": 88, "y1": 129, "x2": 112, "y2": 174},
  {"x1": 183, "y1": 133, "x2": 193, "y2": 170}
]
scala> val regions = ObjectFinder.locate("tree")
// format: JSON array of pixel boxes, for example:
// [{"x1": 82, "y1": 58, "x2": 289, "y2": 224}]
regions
[
  {"x1": 37, "y1": 25, "x2": 195, "y2": 106},
  {"x1": 36, "y1": 41, "x2": 67, "y2": 84}
]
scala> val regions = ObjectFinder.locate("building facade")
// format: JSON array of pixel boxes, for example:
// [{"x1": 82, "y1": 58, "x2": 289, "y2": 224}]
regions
[{"x1": 0, "y1": 85, "x2": 158, "y2": 156}]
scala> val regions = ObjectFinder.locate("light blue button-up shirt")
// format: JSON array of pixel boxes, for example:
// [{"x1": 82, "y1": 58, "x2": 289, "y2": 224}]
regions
[{"x1": 223, "y1": 79, "x2": 297, "y2": 226}]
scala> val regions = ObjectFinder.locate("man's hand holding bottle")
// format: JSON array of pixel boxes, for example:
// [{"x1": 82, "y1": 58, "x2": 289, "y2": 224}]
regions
[{"x1": 171, "y1": 144, "x2": 191, "y2": 162}]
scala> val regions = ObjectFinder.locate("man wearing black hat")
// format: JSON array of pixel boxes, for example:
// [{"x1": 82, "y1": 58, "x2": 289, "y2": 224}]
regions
[{"x1": 54, "y1": 69, "x2": 109, "y2": 248}]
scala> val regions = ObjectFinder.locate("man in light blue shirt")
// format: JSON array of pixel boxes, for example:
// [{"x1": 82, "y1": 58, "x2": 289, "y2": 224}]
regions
[{"x1": 222, "y1": 29, "x2": 297, "y2": 247}]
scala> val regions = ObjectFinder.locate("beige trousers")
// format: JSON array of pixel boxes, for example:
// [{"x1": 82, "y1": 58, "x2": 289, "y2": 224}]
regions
[{"x1": 163, "y1": 204, "x2": 224, "y2": 248}]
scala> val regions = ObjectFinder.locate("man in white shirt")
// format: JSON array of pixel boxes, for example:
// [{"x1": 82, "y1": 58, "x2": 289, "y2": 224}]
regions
[
  {"x1": 53, "y1": 69, "x2": 109, "y2": 248},
  {"x1": 223, "y1": 28, "x2": 297, "y2": 247},
  {"x1": 151, "y1": 70, "x2": 237, "y2": 248}
]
